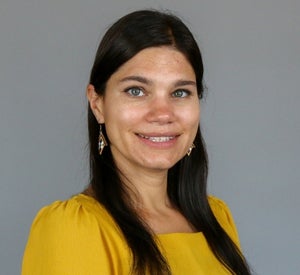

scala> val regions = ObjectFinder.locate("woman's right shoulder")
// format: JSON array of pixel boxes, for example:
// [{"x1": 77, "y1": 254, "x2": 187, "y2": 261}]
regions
[
  {"x1": 30, "y1": 194, "x2": 115, "y2": 234},
  {"x1": 22, "y1": 196, "x2": 130, "y2": 274}
]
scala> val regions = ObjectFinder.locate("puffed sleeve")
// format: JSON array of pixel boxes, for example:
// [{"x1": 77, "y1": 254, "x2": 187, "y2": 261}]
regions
[
  {"x1": 22, "y1": 199, "x2": 110, "y2": 275},
  {"x1": 208, "y1": 196, "x2": 241, "y2": 248}
]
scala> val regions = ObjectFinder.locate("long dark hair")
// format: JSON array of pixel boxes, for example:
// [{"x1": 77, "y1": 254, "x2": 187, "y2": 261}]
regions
[{"x1": 88, "y1": 10, "x2": 251, "y2": 275}]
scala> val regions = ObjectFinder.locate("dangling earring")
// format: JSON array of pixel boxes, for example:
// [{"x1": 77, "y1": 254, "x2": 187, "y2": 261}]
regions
[
  {"x1": 98, "y1": 124, "x2": 107, "y2": 155},
  {"x1": 187, "y1": 144, "x2": 195, "y2": 156}
]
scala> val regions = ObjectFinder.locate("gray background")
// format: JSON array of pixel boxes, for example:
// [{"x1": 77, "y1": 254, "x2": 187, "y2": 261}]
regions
[{"x1": 1, "y1": 0, "x2": 299, "y2": 274}]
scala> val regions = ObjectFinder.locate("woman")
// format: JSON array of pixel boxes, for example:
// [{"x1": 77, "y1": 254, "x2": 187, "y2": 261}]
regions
[{"x1": 22, "y1": 10, "x2": 251, "y2": 275}]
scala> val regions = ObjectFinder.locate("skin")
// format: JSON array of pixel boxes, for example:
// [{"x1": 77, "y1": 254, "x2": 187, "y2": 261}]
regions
[{"x1": 87, "y1": 46, "x2": 200, "y2": 233}]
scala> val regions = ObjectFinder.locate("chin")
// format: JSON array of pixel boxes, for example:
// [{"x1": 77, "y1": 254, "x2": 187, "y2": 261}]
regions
[{"x1": 142, "y1": 157, "x2": 181, "y2": 171}]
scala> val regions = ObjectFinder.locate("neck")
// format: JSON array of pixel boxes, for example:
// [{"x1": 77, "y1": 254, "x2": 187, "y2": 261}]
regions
[{"x1": 120, "y1": 167, "x2": 171, "y2": 211}]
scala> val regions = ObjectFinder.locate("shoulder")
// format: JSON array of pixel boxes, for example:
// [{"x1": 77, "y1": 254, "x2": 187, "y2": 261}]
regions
[
  {"x1": 208, "y1": 195, "x2": 232, "y2": 219},
  {"x1": 22, "y1": 194, "x2": 128, "y2": 274},
  {"x1": 31, "y1": 194, "x2": 100, "y2": 229},
  {"x1": 208, "y1": 195, "x2": 241, "y2": 247},
  {"x1": 29, "y1": 194, "x2": 118, "y2": 238},
  {"x1": 25, "y1": 194, "x2": 106, "y2": 250}
]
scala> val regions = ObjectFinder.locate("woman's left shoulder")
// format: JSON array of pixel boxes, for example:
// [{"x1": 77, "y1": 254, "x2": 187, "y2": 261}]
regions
[
  {"x1": 208, "y1": 195, "x2": 241, "y2": 247},
  {"x1": 208, "y1": 195, "x2": 230, "y2": 214}
]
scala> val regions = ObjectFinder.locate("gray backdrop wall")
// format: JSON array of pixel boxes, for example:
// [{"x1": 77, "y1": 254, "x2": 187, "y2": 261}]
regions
[{"x1": 1, "y1": 0, "x2": 299, "y2": 274}]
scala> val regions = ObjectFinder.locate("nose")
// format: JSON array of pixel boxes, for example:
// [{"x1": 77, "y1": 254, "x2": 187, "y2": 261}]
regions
[{"x1": 146, "y1": 95, "x2": 175, "y2": 124}]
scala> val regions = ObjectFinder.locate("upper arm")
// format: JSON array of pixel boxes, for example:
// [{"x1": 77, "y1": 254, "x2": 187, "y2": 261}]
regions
[
  {"x1": 208, "y1": 196, "x2": 241, "y2": 248},
  {"x1": 22, "y1": 200, "x2": 107, "y2": 275}
]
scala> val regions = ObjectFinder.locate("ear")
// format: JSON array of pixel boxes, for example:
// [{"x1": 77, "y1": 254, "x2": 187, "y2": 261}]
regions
[{"x1": 86, "y1": 84, "x2": 105, "y2": 123}]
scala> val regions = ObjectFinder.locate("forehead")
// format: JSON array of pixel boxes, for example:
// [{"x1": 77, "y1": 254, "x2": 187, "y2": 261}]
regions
[{"x1": 111, "y1": 46, "x2": 195, "y2": 80}]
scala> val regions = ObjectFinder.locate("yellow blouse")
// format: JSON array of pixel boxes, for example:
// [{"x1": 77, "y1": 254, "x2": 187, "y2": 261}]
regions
[{"x1": 22, "y1": 194, "x2": 240, "y2": 275}]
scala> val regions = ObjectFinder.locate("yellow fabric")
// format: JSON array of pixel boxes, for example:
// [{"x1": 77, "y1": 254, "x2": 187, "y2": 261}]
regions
[{"x1": 22, "y1": 194, "x2": 241, "y2": 275}]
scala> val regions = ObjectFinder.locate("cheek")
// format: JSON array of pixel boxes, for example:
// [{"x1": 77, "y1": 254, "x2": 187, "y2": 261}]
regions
[
  {"x1": 182, "y1": 104, "x2": 200, "y2": 128},
  {"x1": 103, "y1": 102, "x2": 143, "y2": 130}
]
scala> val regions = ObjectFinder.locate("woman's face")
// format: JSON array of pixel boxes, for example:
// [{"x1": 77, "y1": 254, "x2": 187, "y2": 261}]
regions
[{"x1": 88, "y1": 46, "x2": 200, "y2": 175}]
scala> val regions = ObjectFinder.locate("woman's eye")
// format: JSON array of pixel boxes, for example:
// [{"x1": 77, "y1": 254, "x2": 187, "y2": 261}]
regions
[
  {"x1": 125, "y1": 87, "x2": 144, "y2": 97},
  {"x1": 172, "y1": 89, "x2": 190, "y2": 98}
]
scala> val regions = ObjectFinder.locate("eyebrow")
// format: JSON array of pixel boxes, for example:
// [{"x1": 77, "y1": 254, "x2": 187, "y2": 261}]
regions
[
  {"x1": 174, "y1": 80, "x2": 197, "y2": 87},
  {"x1": 120, "y1": 76, "x2": 152, "y2": 85},
  {"x1": 119, "y1": 76, "x2": 196, "y2": 87}
]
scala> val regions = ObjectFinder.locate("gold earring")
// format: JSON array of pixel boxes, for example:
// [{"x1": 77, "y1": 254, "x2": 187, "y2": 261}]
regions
[
  {"x1": 98, "y1": 124, "x2": 107, "y2": 155},
  {"x1": 187, "y1": 144, "x2": 195, "y2": 156}
]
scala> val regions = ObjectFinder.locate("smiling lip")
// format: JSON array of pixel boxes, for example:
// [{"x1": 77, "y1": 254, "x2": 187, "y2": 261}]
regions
[{"x1": 137, "y1": 133, "x2": 179, "y2": 145}]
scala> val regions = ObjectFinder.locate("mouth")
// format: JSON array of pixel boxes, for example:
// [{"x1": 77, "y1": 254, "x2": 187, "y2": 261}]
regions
[{"x1": 137, "y1": 134, "x2": 177, "y2": 143}]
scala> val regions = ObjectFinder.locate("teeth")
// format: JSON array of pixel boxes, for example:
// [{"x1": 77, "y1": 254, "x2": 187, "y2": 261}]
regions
[
  {"x1": 139, "y1": 134, "x2": 175, "y2": 142},
  {"x1": 149, "y1": 136, "x2": 174, "y2": 142}
]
